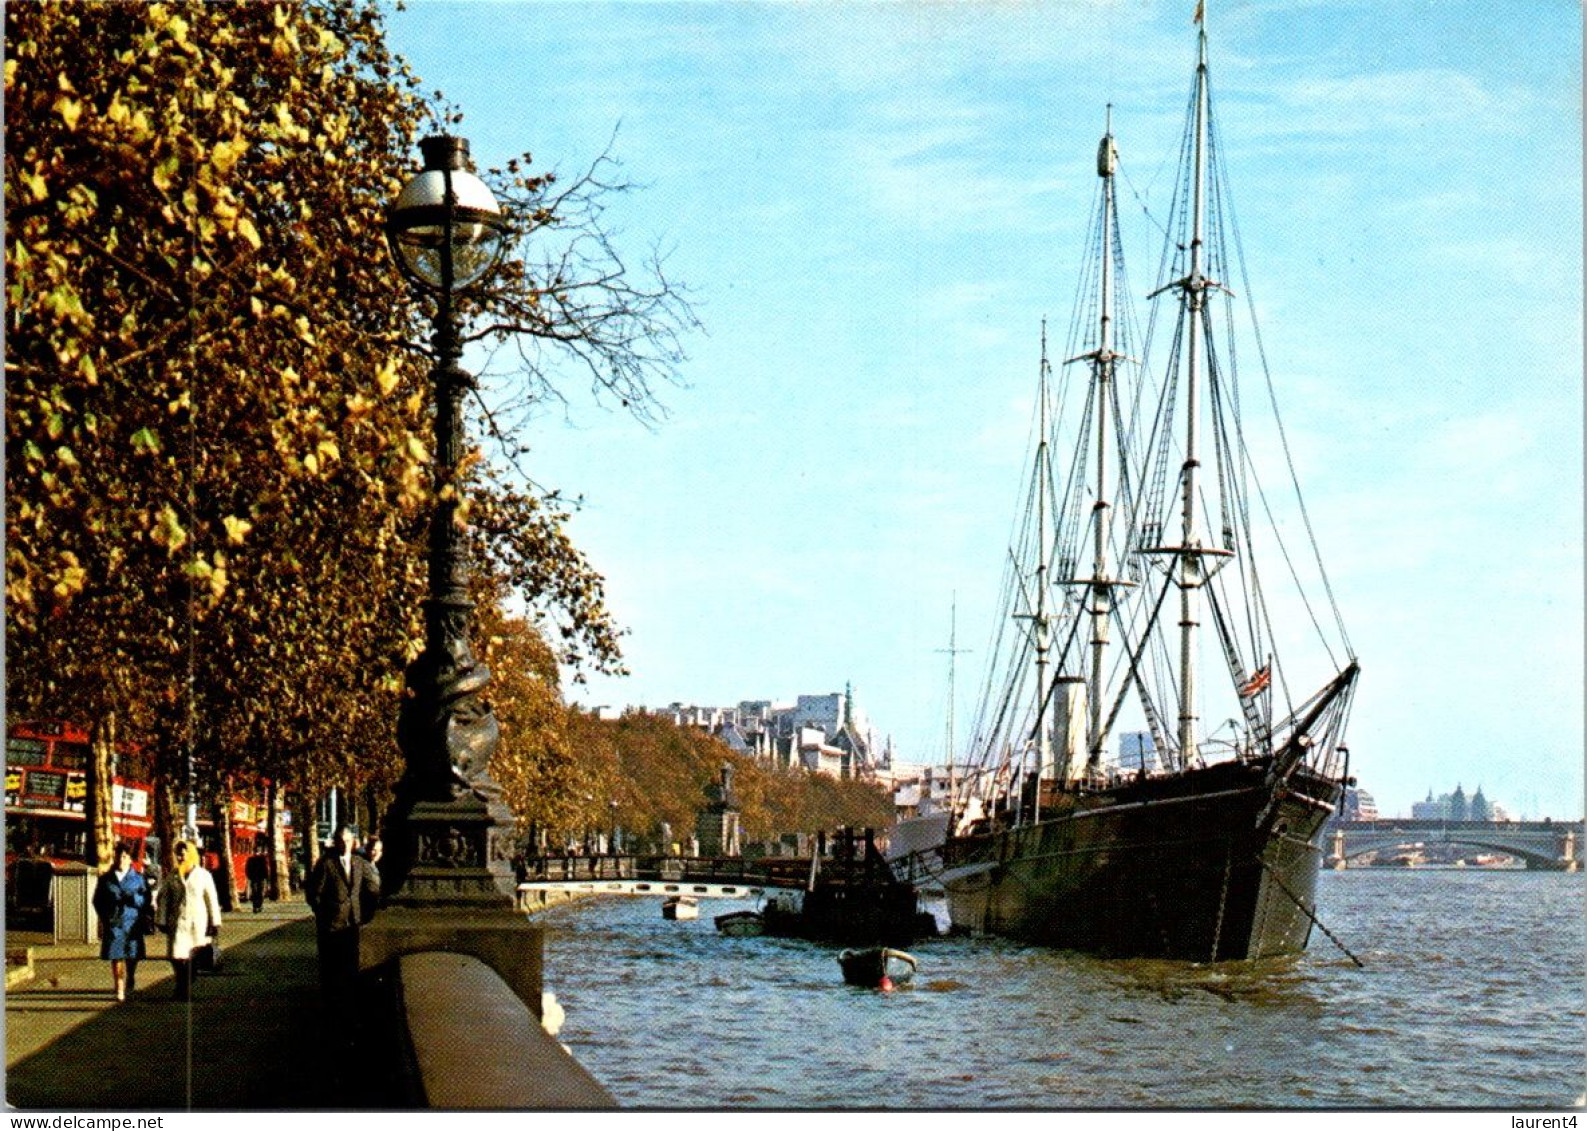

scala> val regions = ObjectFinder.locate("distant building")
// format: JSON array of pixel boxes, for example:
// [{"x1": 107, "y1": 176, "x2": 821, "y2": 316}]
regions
[
  {"x1": 1341, "y1": 787, "x2": 1378, "y2": 822},
  {"x1": 637, "y1": 683, "x2": 890, "y2": 782},
  {"x1": 792, "y1": 692, "x2": 846, "y2": 735},
  {"x1": 1411, "y1": 785, "x2": 1504, "y2": 822},
  {"x1": 1411, "y1": 789, "x2": 1445, "y2": 820},
  {"x1": 892, "y1": 766, "x2": 953, "y2": 819}
]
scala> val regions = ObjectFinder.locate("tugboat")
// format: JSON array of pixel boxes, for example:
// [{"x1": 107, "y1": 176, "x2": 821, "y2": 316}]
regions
[
  {"x1": 713, "y1": 909, "x2": 766, "y2": 937},
  {"x1": 762, "y1": 829, "x2": 937, "y2": 947}
]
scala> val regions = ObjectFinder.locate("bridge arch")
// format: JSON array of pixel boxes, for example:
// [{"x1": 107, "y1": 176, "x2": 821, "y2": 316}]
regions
[{"x1": 1329, "y1": 821, "x2": 1581, "y2": 871}]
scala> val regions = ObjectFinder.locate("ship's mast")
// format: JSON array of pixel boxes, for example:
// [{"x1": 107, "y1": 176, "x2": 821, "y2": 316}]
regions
[
  {"x1": 938, "y1": 593, "x2": 970, "y2": 810},
  {"x1": 1087, "y1": 111, "x2": 1118, "y2": 772},
  {"x1": 1033, "y1": 324, "x2": 1053, "y2": 803},
  {"x1": 1176, "y1": 16, "x2": 1211, "y2": 769}
]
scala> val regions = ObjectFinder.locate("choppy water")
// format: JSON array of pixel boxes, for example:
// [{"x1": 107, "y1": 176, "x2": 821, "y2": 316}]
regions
[{"x1": 538, "y1": 870, "x2": 1585, "y2": 1108}]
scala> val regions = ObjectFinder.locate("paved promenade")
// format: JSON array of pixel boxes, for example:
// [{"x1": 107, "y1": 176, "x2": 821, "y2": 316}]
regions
[{"x1": 6, "y1": 896, "x2": 396, "y2": 1110}]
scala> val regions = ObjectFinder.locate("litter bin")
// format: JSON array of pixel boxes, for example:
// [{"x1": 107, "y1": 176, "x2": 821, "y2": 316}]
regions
[
  {"x1": 9, "y1": 856, "x2": 55, "y2": 933},
  {"x1": 52, "y1": 862, "x2": 98, "y2": 944}
]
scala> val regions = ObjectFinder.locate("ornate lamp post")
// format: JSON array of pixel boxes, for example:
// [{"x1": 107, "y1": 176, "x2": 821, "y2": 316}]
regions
[{"x1": 382, "y1": 135, "x2": 517, "y2": 908}]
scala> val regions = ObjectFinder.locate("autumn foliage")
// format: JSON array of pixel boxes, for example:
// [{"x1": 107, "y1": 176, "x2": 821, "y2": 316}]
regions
[
  {"x1": 5, "y1": 0, "x2": 869, "y2": 864},
  {"x1": 564, "y1": 711, "x2": 895, "y2": 850}
]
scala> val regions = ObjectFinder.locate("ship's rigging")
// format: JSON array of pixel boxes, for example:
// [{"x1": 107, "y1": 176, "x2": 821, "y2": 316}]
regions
[{"x1": 955, "y1": 15, "x2": 1357, "y2": 828}]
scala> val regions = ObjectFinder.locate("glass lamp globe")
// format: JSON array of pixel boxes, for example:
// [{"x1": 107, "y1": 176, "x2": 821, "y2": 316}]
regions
[{"x1": 386, "y1": 135, "x2": 507, "y2": 291}]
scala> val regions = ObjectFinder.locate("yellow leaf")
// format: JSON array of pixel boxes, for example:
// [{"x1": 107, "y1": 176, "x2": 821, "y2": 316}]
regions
[
  {"x1": 54, "y1": 95, "x2": 82, "y2": 130},
  {"x1": 52, "y1": 564, "x2": 87, "y2": 601},
  {"x1": 237, "y1": 216, "x2": 261, "y2": 249},
  {"x1": 210, "y1": 138, "x2": 245, "y2": 174},
  {"x1": 375, "y1": 357, "x2": 400, "y2": 397},
  {"x1": 152, "y1": 504, "x2": 188, "y2": 553},
  {"x1": 222, "y1": 515, "x2": 252, "y2": 545}
]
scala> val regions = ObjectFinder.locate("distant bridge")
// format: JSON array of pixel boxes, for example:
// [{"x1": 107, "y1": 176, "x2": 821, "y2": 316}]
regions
[{"x1": 1329, "y1": 819, "x2": 1582, "y2": 871}]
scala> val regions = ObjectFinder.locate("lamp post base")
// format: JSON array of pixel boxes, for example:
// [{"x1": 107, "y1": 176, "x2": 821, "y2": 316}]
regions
[{"x1": 385, "y1": 794, "x2": 518, "y2": 909}]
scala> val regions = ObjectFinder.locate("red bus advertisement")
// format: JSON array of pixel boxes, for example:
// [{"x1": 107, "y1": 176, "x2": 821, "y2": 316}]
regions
[{"x1": 5, "y1": 719, "x2": 288, "y2": 897}]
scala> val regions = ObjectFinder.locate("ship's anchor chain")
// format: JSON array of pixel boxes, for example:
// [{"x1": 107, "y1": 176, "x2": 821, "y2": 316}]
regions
[
  {"x1": 1209, "y1": 840, "x2": 1233, "y2": 962},
  {"x1": 1258, "y1": 857, "x2": 1364, "y2": 968}
]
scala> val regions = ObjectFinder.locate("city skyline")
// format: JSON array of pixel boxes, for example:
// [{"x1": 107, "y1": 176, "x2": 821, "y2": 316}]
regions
[{"x1": 389, "y1": 1, "x2": 1583, "y2": 821}]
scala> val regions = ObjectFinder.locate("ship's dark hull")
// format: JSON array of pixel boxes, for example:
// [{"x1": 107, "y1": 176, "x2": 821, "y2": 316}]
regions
[{"x1": 940, "y1": 760, "x2": 1340, "y2": 961}]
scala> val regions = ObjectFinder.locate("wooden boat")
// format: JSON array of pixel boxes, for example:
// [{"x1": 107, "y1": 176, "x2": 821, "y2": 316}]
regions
[
  {"x1": 662, "y1": 895, "x2": 699, "y2": 920},
  {"x1": 930, "y1": 7, "x2": 1358, "y2": 962},
  {"x1": 714, "y1": 910, "x2": 766, "y2": 937},
  {"x1": 837, "y1": 947, "x2": 917, "y2": 988}
]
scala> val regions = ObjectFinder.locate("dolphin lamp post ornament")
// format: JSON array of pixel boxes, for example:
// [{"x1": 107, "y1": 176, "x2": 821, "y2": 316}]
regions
[{"x1": 383, "y1": 135, "x2": 517, "y2": 907}]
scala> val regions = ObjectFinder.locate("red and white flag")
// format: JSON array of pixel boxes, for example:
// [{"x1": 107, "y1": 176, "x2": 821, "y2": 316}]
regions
[{"x1": 1239, "y1": 664, "x2": 1271, "y2": 698}]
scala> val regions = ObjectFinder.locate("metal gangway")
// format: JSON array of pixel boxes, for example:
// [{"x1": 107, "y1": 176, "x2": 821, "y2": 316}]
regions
[{"x1": 515, "y1": 853, "x2": 815, "y2": 908}]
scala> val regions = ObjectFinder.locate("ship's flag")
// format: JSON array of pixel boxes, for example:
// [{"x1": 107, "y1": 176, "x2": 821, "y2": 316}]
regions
[
  {"x1": 1240, "y1": 664, "x2": 1271, "y2": 698},
  {"x1": 1193, "y1": 0, "x2": 1204, "y2": 23}
]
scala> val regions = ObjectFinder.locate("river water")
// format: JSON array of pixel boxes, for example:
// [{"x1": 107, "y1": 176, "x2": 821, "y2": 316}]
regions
[{"x1": 538, "y1": 869, "x2": 1584, "y2": 1109}]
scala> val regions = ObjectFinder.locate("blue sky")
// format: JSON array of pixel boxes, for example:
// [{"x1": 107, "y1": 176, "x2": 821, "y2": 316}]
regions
[{"x1": 387, "y1": 1, "x2": 1583, "y2": 820}]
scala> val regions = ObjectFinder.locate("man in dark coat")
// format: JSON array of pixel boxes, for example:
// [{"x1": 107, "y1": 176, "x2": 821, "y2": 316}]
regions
[
  {"x1": 244, "y1": 845, "x2": 271, "y2": 913},
  {"x1": 304, "y1": 824, "x2": 380, "y2": 1013}
]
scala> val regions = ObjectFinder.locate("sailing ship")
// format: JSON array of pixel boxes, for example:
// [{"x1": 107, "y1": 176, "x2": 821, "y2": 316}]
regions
[{"x1": 929, "y1": 11, "x2": 1359, "y2": 961}]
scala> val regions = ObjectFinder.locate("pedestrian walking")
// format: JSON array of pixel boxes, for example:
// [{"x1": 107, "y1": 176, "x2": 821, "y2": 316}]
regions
[
  {"x1": 91, "y1": 841, "x2": 152, "y2": 1002},
  {"x1": 245, "y1": 844, "x2": 271, "y2": 913},
  {"x1": 304, "y1": 824, "x2": 380, "y2": 1013},
  {"x1": 159, "y1": 841, "x2": 221, "y2": 1001}
]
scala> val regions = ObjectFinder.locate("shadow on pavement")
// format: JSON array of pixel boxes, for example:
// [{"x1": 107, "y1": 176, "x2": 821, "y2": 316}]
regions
[{"x1": 7, "y1": 916, "x2": 406, "y2": 1111}]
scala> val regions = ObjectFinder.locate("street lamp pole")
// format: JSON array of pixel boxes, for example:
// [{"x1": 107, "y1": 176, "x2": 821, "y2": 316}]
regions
[{"x1": 382, "y1": 135, "x2": 517, "y2": 908}]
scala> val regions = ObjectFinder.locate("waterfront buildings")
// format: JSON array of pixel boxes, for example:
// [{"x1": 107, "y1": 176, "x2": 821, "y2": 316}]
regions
[
  {"x1": 602, "y1": 685, "x2": 893, "y2": 782},
  {"x1": 891, "y1": 765, "x2": 953, "y2": 818},
  {"x1": 1341, "y1": 786, "x2": 1379, "y2": 822},
  {"x1": 1411, "y1": 784, "x2": 1506, "y2": 821}
]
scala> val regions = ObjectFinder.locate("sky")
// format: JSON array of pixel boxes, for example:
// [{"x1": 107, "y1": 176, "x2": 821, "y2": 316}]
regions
[{"x1": 386, "y1": 0, "x2": 1583, "y2": 821}]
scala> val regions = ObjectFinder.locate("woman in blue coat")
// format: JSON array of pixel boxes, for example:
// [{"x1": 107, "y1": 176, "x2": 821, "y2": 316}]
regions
[{"x1": 92, "y1": 840, "x2": 152, "y2": 1001}]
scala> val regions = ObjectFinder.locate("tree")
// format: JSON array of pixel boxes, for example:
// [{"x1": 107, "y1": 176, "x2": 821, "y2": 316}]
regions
[
  {"x1": 6, "y1": 0, "x2": 695, "y2": 854},
  {"x1": 6, "y1": 0, "x2": 435, "y2": 855},
  {"x1": 555, "y1": 711, "x2": 895, "y2": 853}
]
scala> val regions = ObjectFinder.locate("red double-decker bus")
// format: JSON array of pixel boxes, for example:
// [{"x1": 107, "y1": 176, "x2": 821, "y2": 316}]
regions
[
  {"x1": 5, "y1": 720, "x2": 154, "y2": 862},
  {"x1": 5, "y1": 719, "x2": 287, "y2": 894}
]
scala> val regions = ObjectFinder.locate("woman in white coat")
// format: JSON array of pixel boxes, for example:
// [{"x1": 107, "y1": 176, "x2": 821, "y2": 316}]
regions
[{"x1": 160, "y1": 840, "x2": 221, "y2": 1001}]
